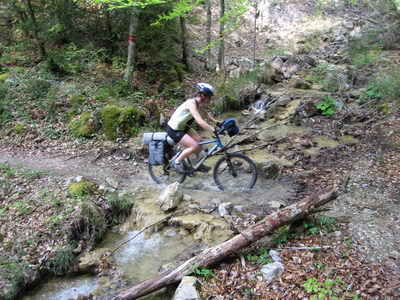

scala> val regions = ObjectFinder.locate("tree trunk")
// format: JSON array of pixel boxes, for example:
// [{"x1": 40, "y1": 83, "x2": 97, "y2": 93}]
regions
[
  {"x1": 124, "y1": 4, "x2": 138, "y2": 82},
  {"x1": 180, "y1": 16, "x2": 189, "y2": 70},
  {"x1": 205, "y1": 0, "x2": 212, "y2": 71},
  {"x1": 25, "y1": 0, "x2": 46, "y2": 60},
  {"x1": 252, "y1": 2, "x2": 259, "y2": 71},
  {"x1": 112, "y1": 187, "x2": 338, "y2": 300},
  {"x1": 217, "y1": 0, "x2": 225, "y2": 71}
]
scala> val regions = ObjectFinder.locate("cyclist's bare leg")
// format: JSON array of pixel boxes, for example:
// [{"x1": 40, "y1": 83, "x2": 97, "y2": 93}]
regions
[{"x1": 175, "y1": 130, "x2": 202, "y2": 163}]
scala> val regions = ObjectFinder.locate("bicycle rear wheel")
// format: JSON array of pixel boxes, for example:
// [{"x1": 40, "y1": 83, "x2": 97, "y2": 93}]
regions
[
  {"x1": 148, "y1": 162, "x2": 186, "y2": 185},
  {"x1": 213, "y1": 153, "x2": 257, "y2": 191}
]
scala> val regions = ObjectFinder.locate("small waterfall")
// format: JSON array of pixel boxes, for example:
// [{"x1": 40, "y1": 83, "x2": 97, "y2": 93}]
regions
[{"x1": 251, "y1": 100, "x2": 268, "y2": 118}]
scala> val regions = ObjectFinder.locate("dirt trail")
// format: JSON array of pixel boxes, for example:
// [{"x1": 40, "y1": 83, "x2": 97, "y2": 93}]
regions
[{"x1": 0, "y1": 149, "x2": 151, "y2": 193}]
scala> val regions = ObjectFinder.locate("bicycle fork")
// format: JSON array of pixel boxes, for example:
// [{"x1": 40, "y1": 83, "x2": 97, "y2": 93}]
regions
[{"x1": 224, "y1": 153, "x2": 238, "y2": 178}]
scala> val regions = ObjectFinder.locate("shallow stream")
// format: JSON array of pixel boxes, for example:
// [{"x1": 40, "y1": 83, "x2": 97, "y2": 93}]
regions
[{"x1": 22, "y1": 105, "x2": 358, "y2": 299}]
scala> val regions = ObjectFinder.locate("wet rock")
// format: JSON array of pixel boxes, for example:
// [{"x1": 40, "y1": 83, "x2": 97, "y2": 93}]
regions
[
  {"x1": 297, "y1": 101, "x2": 319, "y2": 118},
  {"x1": 183, "y1": 194, "x2": 192, "y2": 202},
  {"x1": 200, "y1": 205, "x2": 215, "y2": 214},
  {"x1": 269, "y1": 250, "x2": 281, "y2": 262},
  {"x1": 261, "y1": 262, "x2": 284, "y2": 283},
  {"x1": 270, "y1": 200, "x2": 285, "y2": 210},
  {"x1": 188, "y1": 203, "x2": 200, "y2": 210},
  {"x1": 300, "y1": 139, "x2": 314, "y2": 148},
  {"x1": 218, "y1": 202, "x2": 233, "y2": 217},
  {"x1": 169, "y1": 214, "x2": 234, "y2": 245},
  {"x1": 288, "y1": 77, "x2": 311, "y2": 89},
  {"x1": 106, "y1": 177, "x2": 119, "y2": 189},
  {"x1": 77, "y1": 249, "x2": 109, "y2": 273},
  {"x1": 157, "y1": 182, "x2": 183, "y2": 211},
  {"x1": 211, "y1": 198, "x2": 221, "y2": 206},
  {"x1": 172, "y1": 276, "x2": 200, "y2": 300},
  {"x1": 258, "y1": 162, "x2": 280, "y2": 179},
  {"x1": 275, "y1": 96, "x2": 292, "y2": 107}
]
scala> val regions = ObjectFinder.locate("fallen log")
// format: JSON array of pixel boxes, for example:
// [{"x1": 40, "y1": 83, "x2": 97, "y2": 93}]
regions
[{"x1": 112, "y1": 187, "x2": 338, "y2": 300}]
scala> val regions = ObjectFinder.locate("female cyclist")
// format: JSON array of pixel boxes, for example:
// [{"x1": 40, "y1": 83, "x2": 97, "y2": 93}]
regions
[{"x1": 166, "y1": 83, "x2": 221, "y2": 173}]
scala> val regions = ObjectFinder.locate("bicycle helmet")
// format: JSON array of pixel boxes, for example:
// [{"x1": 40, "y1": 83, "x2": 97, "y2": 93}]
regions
[{"x1": 196, "y1": 82, "x2": 214, "y2": 97}]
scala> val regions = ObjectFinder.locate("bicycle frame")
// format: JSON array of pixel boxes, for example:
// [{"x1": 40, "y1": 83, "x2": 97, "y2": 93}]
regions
[
  {"x1": 193, "y1": 133, "x2": 226, "y2": 169},
  {"x1": 169, "y1": 133, "x2": 226, "y2": 171}
]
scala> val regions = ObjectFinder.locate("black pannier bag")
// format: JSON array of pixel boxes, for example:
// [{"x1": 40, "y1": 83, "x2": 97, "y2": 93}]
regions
[
  {"x1": 143, "y1": 132, "x2": 175, "y2": 165},
  {"x1": 148, "y1": 140, "x2": 168, "y2": 165},
  {"x1": 222, "y1": 118, "x2": 240, "y2": 137}
]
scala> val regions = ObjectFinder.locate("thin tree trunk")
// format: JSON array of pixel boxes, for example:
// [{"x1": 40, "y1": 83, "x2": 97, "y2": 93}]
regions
[
  {"x1": 25, "y1": 0, "x2": 46, "y2": 60},
  {"x1": 217, "y1": 0, "x2": 225, "y2": 71},
  {"x1": 124, "y1": 5, "x2": 138, "y2": 82},
  {"x1": 112, "y1": 187, "x2": 338, "y2": 300},
  {"x1": 205, "y1": 0, "x2": 212, "y2": 71},
  {"x1": 252, "y1": 1, "x2": 259, "y2": 71},
  {"x1": 180, "y1": 16, "x2": 189, "y2": 70}
]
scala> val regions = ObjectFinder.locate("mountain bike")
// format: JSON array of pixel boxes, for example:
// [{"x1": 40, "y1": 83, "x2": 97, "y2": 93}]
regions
[{"x1": 148, "y1": 127, "x2": 258, "y2": 191}]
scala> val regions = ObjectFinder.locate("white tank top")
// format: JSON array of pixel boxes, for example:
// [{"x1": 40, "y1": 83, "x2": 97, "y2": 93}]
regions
[{"x1": 168, "y1": 98, "x2": 203, "y2": 130}]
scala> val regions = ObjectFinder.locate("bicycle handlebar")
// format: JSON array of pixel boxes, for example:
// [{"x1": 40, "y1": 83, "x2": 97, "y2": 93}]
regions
[{"x1": 214, "y1": 126, "x2": 226, "y2": 137}]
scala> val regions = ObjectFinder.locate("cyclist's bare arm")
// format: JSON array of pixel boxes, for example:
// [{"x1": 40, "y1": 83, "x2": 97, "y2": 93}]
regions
[{"x1": 187, "y1": 101, "x2": 214, "y2": 132}]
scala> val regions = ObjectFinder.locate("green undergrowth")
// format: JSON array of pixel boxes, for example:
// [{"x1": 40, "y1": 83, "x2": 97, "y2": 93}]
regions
[
  {"x1": 0, "y1": 164, "x2": 135, "y2": 299},
  {"x1": 246, "y1": 215, "x2": 338, "y2": 266}
]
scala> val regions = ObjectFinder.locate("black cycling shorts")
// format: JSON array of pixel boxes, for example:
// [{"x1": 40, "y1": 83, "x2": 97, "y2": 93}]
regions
[{"x1": 167, "y1": 124, "x2": 190, "y2": 144}]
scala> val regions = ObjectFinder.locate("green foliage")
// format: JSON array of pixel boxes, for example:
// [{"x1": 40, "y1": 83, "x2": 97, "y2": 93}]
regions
[
  {"x1": 300, "y1": 215, "x2": 338, "y2": 235},
  {"x1": 107, "y1": 192, "x2": 134, "y2": 216},
  {"x1": 68, "y1": 111, "x2": 100, "y2": 138},
  {"x1": 12, "y1": 123, "x2": 27, "y2": 135},
  {"x1": 0, "y1": 99, "x2": 11, "y2": 126},
  {"x1": 0, "y1": 256, "x2": 28, "y2": 300},
  {"x1": 26, "y1": 78, "x2": 52, "y2": 99},
  {"x1": 188, "y1": 263, "x2": 215, "y2": 278},
  {"x1": 46, "y1": 45, "x2": 107, "y2": 76},
  {"x1": 271, "y1": 225, "x2": 292, "y2": 246},
  {"x1": 370, "y1": 71, "x2": 400, "y2": 102},
  {"x1": 215, "y1": 73, "x2": 256, "y2": 113},
  {"x1": 79, "y1": 198, "x2": 109, "y2": 242},
  {"x1": 67, "y1": 180, "x2": 97, "y2": 197},
  {"x1": 306, "y1": 64, "x2": 345, "y2": 92},
  {"x1": 357, "y1": 85, "x2": 382, "y2": 105},
  {"x1": 302, "y1": 277, "x2": 347, "y2": 300},
  {"x1": 100, "y1": 104, "x2": 145, "y2": 140},
  {"x1": 316, "y1": 98, "x2": 337, "y2": 116},
  {"x1": 246, "y1": 247, "x2": 273, "y2": 265},
  {"x1": 23, "y1": 169, "x2": 43, "y2": 180},
  {"x1": 0, "y1": 73, "x2": 11, "y2": 83},
  {"x1": 46, "y1": 245, "x2": 75, "y2": 275},
  {"x1": 0, "y1": 82, "x2": 8, "y2": 99},
  {"x1": 99, "y1": 80, "x2": 134, "y2": 98},
  {"x1": 297, "y1": 30, "x2": 326, "y2": 54}
]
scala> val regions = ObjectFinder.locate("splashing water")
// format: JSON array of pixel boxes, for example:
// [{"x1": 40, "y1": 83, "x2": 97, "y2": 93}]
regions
[{"x1": 251, "y1": 100, "x2": 268, "y2": 117}]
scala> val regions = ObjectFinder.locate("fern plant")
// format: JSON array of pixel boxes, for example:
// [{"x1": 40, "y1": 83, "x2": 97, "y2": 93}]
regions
[{"x1": 316, "y1": 98, "x2": 337, "y2": 116}]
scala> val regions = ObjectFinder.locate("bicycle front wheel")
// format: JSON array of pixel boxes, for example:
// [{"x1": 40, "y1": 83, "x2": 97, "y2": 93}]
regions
[
  {"x1": 213, "y1": 153, "x2": 257, "y2": 191},
  {"x1": 148, "y1": 162, "x2": 186, "y2": 185}
]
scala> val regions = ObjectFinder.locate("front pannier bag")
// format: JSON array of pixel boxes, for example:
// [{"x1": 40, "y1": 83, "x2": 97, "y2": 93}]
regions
[{"x1": 143, "y1": 132, "x2": 175, "y2": 165}]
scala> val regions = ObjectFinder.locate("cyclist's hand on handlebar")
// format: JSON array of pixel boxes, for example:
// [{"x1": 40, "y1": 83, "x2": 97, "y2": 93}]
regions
[
  {"x1": 216, "y1": 121, "x2": 223, "y2": 128},
  {"x1": 214, "y1": 127, "x2": 225, "y2": 135}
]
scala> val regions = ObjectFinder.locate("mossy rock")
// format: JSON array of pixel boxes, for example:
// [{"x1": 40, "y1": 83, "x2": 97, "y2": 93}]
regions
[
  {"x1": 0, "y1": 73, "x2": 11, "y2": 83},
  {"x1": 68, "y1": 180, "x2": 97, "y2": 197},
  {"x1": 100, "y1": 104, "x2": 145, "y2": 140},
  {"x1": 12, "y1": 123, "x2": 27, "y2": 135},
  {"x1": 168, "y1": 80, "x2": 182, "y2": 89},
  {"x1": 68, "y1": 112, "x2": 100, "y2": 138}
]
